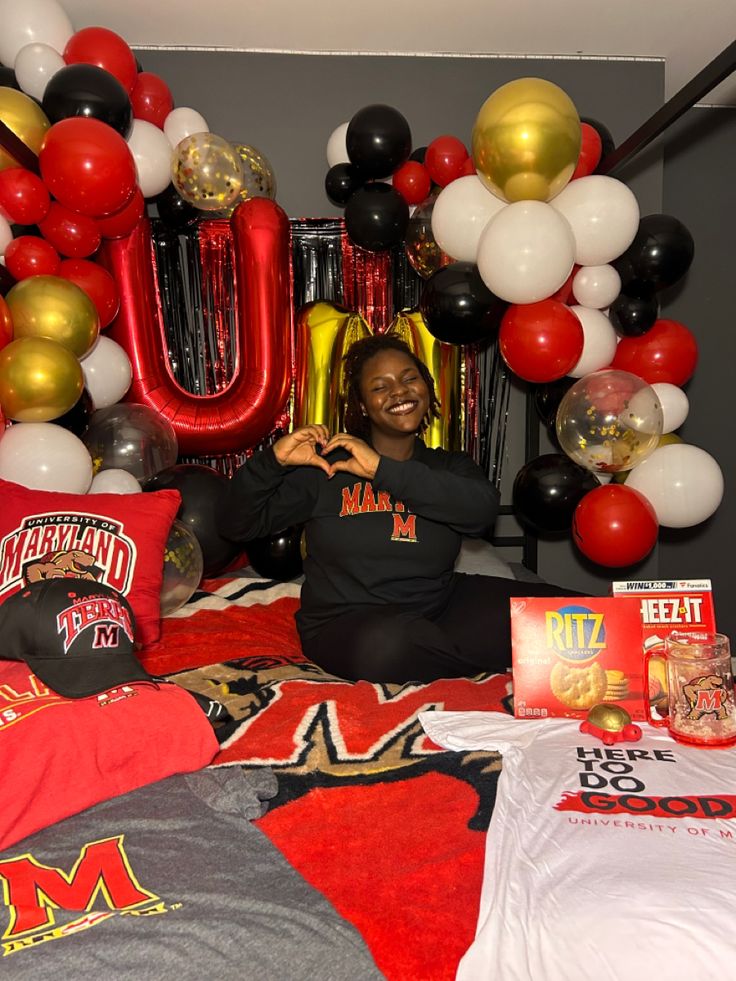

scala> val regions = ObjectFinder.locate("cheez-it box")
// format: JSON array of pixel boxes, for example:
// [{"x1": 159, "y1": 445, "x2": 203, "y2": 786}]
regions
[
  {"x1": 511, "y1": 596, "x2": 645, "y2": 721},
  {"x1": 611, "y1": 579, "x2": 716, "y2": 711}
]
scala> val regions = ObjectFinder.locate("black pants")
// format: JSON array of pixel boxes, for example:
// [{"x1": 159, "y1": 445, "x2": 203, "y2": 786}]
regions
[{"x1": 300, "y1": 573, "x2": 579, "y2": 685}]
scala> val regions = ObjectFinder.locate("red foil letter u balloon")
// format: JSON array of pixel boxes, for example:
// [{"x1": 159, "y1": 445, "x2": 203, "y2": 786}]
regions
[{"x1": 99, "y1": 197, "x2": 292, "y2": 455}]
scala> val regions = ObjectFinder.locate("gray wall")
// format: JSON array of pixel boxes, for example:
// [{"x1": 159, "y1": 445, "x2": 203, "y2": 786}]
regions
[
  {"x1": 138, "y1": 50, "x2": 699, "y2": 597},
  {"x1": 657, "y1": 107, "x2": 735, "y2": 640}
]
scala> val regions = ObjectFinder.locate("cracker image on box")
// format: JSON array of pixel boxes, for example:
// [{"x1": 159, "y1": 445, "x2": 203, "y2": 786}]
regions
[{"x1": 511, "y1": 597, "x2": 646, "y2": 720}]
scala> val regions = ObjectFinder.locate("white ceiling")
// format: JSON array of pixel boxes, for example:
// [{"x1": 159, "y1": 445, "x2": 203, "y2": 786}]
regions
[{"x1": 63, "y1": 0, "x2": 736, "y2": 107}]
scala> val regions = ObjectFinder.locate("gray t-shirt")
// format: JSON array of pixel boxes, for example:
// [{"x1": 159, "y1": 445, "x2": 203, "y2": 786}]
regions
[{"x1": 0, "y1": 767, "x2": 383, "y2": 980}]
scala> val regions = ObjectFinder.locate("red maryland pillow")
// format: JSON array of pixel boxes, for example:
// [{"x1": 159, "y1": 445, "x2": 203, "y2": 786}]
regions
[{"x1": 0, "y1": 478, "x2": 180, "y2": 646}]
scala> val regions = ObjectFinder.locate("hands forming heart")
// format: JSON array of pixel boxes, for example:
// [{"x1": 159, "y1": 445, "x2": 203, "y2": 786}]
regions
[{"x1": 273, "y1": 426, "x2": 379, "y2": 480}]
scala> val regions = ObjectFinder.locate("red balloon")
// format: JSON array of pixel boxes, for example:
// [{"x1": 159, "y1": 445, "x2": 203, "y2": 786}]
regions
[
  {"x1": 39, "y1": 117, "x2": 137, "y2": 218},
  {"x1": 59, "y1": 258, "x2": 120, "y2": 328},
  {"x1": 425, "y1": 136, "x2": 469, "y2": 187},
  {"x1": 39, "y1": 202, "x2": 101, "y2": 258},
  {"x1": 499, "y1": 300, "x2": 584, "y2": 383},
  {"x1": 4, "y1": 236, "x2": 61, "y2": 279},
  {"x1": 99, "y1": 198, "x2": 293, "y2": 454},
  {"x1": 63, "y1": 27, "x2": 138, "y2": 94},
  {"x1": 549, "y1": 265, "x2": 580, "y2": 304},
  {"x1": 130, "y1": 72, "x2": 174, "y2": 129},
  {"x1": 611, "y1": 318, "x2": 698, "y2": 386},
  {"x1": 460, "y1": 156, "x2": 476, "y2": 177},
  {"x1": 0, "y1": 168, "x2": 50, "y2": 225},
  {"x1": 392, "y1": 161, "x2": 431, "y2": 205},
  {"x1": 95, "y1": 188, "x2": 146, "y2": 239},
  {"x1": 0, "y1": 294, "x2": 14, "y2": 350},
  {"x1": 572, "y1": 484, "x2": 659, "y2": 567},
  {"x1": 571, "y1": 123, "x2": 603, "y2": 181}
]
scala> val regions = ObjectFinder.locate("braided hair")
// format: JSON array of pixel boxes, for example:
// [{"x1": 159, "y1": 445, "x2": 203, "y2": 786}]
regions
[{"x1": 342, "y1": 334, "x2": 440, "y2": 440}]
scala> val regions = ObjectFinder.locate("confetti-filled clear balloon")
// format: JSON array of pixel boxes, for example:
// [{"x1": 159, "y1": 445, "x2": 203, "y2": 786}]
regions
[
  {"x1": 216, "y1": 143, "x2": 277, "y2": 217},
  {"x1": 556, "y1": 369, "x2": 663, "y2": 474},
  {"x1": 160, "y1": 519, "x2": 204, "y2": 615},
  {"x1": 405, "y1": 194, "x2": 452, "y2": 280},
  {"x1": 170, "y1": 132, "x2": 244, "y2": 212}
]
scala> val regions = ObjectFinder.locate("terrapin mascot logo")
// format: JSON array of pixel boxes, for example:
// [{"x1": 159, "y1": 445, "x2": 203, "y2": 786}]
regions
[
  {"x1": 0, "y1": 512, "x2": 137, "y2": 599},
  {"x1": 545, "y1": 604, "x2": 606, "y2": 662},
  {"x1": 684, "y1": 675, "x2": 730, "y2": 721},
  {"x1": 339, "y1": 482, "x2": 418, "y2": 542},
  {"x1": 57, "y1": 594, "x2": 135, "y2": 654},
  {"x1": 0, "y1": 835, "x2": 174, "y2": 955}
]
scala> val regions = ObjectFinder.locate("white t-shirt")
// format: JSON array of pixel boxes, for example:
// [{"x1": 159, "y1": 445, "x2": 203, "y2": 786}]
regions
[{"x1": 419, "y1": 711, "x2": 736, "y2": 981}]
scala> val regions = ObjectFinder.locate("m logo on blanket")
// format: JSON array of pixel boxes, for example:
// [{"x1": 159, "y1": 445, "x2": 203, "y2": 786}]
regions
[{"x1": 175, "y1": 660, "x2": 510, "y2": 829}]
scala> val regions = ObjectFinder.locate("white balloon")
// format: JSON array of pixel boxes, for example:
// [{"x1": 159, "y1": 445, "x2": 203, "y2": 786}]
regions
[
  {"x1": 13, "y1": 42, "x2": 65, "y2": 101},
  {"x1": 0, "y1": 0, "x2": 73, "y2": 65},
  {"x1": 0, "y1": 214, "x2": 12, "y2": 256},
  {"x1": 551, "y1": 175, "x2": 640, "y2": 266},
  {"x1": 0, "y1": 422, "x2": 93, "y2": 492},
  {"x1": 476, "y1": 201, "x2": 575, "y2": 304},
  {"x1": 89, "y1": 469, "x2": 142, "y2": 494},
  {"x1": 626, "y1": 443, "x2": 724, "y2": 528},
  {"x1": 568, "y1": 306, "x2": 618, "y2": 377},
  {"x1": 431, "y1": 175, "x2": 506, "y2": 263},
  {"x1": 163, "y1": 107, "x2": 209, "y2": 149},
  {"x1": 651, "y1": 382, "x2": 690, "y2": 433},
  {"x1": 127, "y1": 119, "x2": 173, "y2": 198},
  {"x1": 326, "y1": 122, "x2": 350, "y2": 168},
  {"x1": 572, "y1": 264, "x2": 621, "y2": 309},
  {"x1": 81, "y1": 337, "x2": 133, "y2": 409}
]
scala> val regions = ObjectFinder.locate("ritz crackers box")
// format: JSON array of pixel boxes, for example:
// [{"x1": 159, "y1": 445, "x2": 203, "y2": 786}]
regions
[
  {"x1": 610, "y1": 579, "x2": 716, "y2": 710},
  {"x1": 510, "y1": 596, "x2": 646, "y2": 721}
]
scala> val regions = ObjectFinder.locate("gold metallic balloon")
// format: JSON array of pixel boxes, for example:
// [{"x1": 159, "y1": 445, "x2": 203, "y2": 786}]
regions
[
  {"x1": 216, "y1": 143, "x2": 277, "y2": 217},
  {"x1": 387, "y1": 309, "x2": 462, "y2": 451},
  {"x1": 472, "y1": 77, "x2": 581, "y2": 203},
  {"x1": 171, "y1": 132, "x2": 245, "y2": 212},
  {"x1": 0, "y1": 86, "x2": 51, "y2": 171},
  {"x1": 405, "y1": 194, "x2": 453, "y2": 280},
  {"x1": 6, "y1": 275, "x2": 99, "y2": 358},
  {"x1": 293, "y1": 301, "x2": 371, "y2": 433},
  {"x1": 0, "y1": 336, "x2": 83, "y2": 422}
]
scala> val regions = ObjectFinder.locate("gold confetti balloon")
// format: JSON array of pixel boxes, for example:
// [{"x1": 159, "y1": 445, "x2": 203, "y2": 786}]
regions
[
  {"x1": 216, "y1": 143, "x2": 277, "y2": 217},
  {"x1": 7, "y1": 275, "x2": 99, "y2": 358},
  {"x1": 170, "y1": 132, "x2": 244, "y2": 212},
  {"x1": 556, "y1": 369, "x2": 663, "y2": 474},
  {"x1": 0, "y1": 336, "x2": 83, "y2": 422},
  {"x1": 0, "y1": 86, "x2": 50, "y2": 171},
  {"x1": 472, "y1": 77, "x2": 581, "y2": 203},
  {"x1": 405, "y1": 194, "x2": 453, "y2": 280},
  {"x1": 160, "y1": 519, "x2": 204, "y2": 616}
]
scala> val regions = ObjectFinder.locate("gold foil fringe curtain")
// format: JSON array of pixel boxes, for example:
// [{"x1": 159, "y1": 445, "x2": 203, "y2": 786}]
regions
[{"x1": 151, "y1": 217, "x2": 510, "y2": 485}]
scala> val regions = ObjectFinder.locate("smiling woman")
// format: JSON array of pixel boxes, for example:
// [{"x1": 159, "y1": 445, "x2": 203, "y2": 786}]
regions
[{"x1": 219, "y1": 335, "x2": 577, "y2": 683}]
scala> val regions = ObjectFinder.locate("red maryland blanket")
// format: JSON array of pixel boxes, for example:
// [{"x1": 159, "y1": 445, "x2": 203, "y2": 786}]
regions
[{"x1": 142, "y1": 576, "x2": 510, "y2": 980}]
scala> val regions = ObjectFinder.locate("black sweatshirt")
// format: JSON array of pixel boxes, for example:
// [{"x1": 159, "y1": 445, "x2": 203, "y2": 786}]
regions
[{"x1": 219, "y1": 439, "x2": 500, "y2": 641}]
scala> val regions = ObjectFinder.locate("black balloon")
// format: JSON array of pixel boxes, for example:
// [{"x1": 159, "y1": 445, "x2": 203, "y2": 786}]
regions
[
  {"x1": 409, "y1": 145, "x2": 427, "y2": 164},
  {"x1": 344, "y1": 183, "x2": 409, "y2": 252},
  {"x1": 145, "y1": 465, "x2": 241, "y2": 577},
  {"x1": 580, "y1": 115, "x2": 616, "y2": 164},
  {"x1": 346, "y1": 104, "x2": 412, "y2": 179},
  {"x1": 533, "y1": 377, "x2": 576, "y2": 431},
  {"x1": 54, "y1": 389, "x2": 94, "y2": 438},
  {"x1": 246, "y1": 526, "x2": 304, "y2": 581},
  {"x1": 613, "y1": 214, "x2": 695, "y2": 293},
  {"x1": 154, "y1": 183, "x2": 200, "y2": 231},
  {"x1": 0, "y1": 67, "x2": 21, "y2": 90},
  {"x1": 419, "y1": 262, "x2": 507, "y2": 345},
  {"x1": 42, "y1": 64, "x2": 133, "y2": 138},
  {"x1": 513, "y1": 454, "x2": 600, "y2": 535},
  {"x1": 608, "y1": 291, "x2": 659, "y2": 337},
  {"x1": 324, "y1": 162, "x2": 364, "y2": 207}
]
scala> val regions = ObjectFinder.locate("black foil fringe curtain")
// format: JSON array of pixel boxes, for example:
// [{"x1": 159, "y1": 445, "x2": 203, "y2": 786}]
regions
[{"x1": 150, "y1": 217, "x2": 511, "y2": 486}]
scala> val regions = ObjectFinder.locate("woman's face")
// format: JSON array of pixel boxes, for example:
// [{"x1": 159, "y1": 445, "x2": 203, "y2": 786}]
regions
[{"x1": 359, "y1": 349, "x2": 430, "y2": 437}]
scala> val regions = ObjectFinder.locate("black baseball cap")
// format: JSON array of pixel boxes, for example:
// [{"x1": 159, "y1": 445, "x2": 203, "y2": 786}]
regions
[{"x1": 0, "y1": 579, "x2": 154, "y2": 698}]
